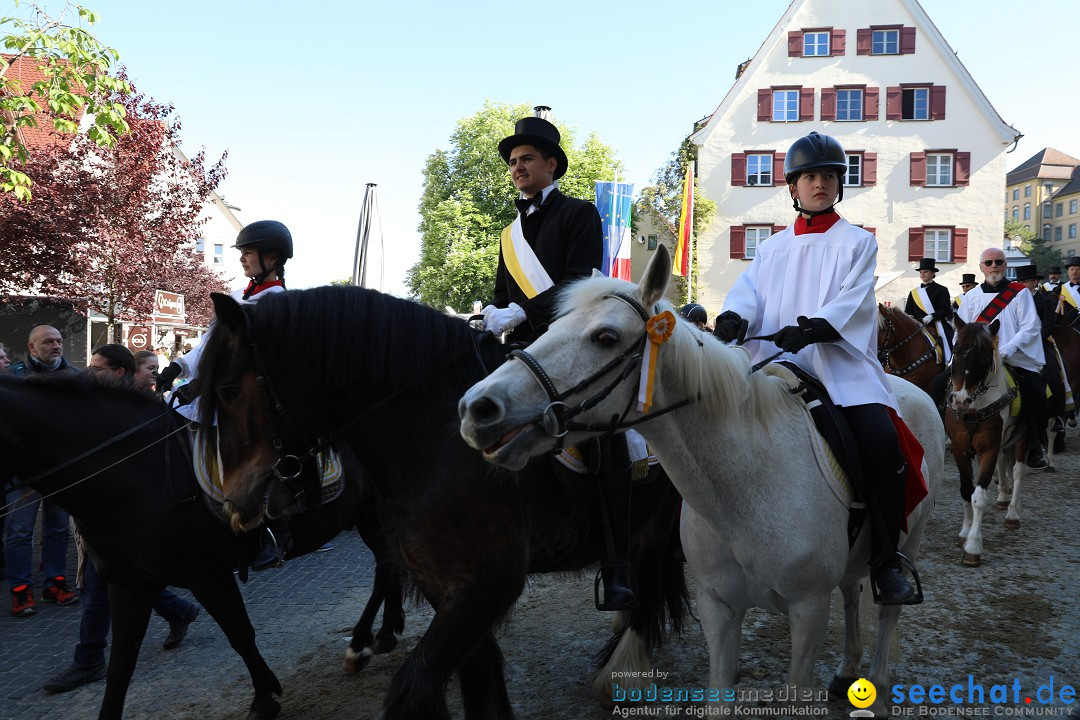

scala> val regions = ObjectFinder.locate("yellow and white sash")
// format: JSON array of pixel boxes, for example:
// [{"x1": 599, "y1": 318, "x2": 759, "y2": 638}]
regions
[
  {"x1": 500, "y1": 217, "x2": 554, "y2": 300},
  {"x1": 1061, "y1": 283, "x2": 1080, "y2": 313},
  {"x1": 913, "y1": 287, "x2": 952, "y2": 363}
]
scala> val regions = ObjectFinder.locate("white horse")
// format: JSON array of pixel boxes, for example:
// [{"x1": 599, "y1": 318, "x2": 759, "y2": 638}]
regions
[{"x1": 459, "y1": 245, "x2": 943, "y2": 718}]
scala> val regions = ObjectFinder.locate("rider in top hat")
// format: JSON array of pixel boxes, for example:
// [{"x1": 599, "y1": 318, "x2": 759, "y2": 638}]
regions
[
  {"x1": 483, "y1": 110, "x2": 636, "y2": 610},
  {"x1": 1017, "y1": 264, "x2": 1068, "y2": 436},
  {"x1": 953, "y1": 272, "x2": 978, "y2": 311},
  {"x1": 905, "y1": 257, "x2": 953, "y2": 359},
  {"x1": 1044, "y1": 266, "x2": 1062, "y2": 293},
  {"x1": 712, "y1": 131, "x2": 922, "y2": 605}
]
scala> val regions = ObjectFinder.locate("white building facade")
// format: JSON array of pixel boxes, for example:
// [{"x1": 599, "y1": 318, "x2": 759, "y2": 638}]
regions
[{"x1": 691, "y1": 0, "x2": 1019, "y2": 309}]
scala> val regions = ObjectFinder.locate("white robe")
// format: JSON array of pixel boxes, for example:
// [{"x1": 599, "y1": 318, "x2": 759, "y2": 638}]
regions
[
  {"x1": 722, "y1": 216, "x2": 897, "y2": 410},
  {"x1": 955, "y1": 284, "x2": 1044, "y2": 373}
]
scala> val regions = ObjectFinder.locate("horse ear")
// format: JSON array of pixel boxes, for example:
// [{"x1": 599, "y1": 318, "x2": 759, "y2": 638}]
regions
[
  {"x1": 640, "y1": 243, "x2": 672, "y2": 309},
  {"x1": 591, "y1": 269, "x2": 604, "y2": 278},
  {"x1": 989, "y1": 318, "x2": 1000, "y2": 336},
  {"x1": 211, "y1": 292, "x2": 244, "y2": 333},
  {"x1": 954, "y1": 314, "x2": 966, "y2": 331}
]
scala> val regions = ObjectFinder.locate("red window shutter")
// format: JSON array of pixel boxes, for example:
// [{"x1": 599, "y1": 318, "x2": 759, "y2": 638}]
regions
[
  {"x1": 953, "y1": 228, "x2": 968, "y2": 262},
  {"x1": 910, "y1": 152, "x2": 926, "y2": 186},
  {"x1": 799, "y1": 87, "x2": 815, "y2": 121},
  {"x1": 772, "y1": 225, "x2": 785, "y2": 235},
  {"x1": 820, "y1": 87, "x2": 836, "y2": 121},
  {"x1": 955, "y1": 151, "x2": 971, "y2": 186},
  {"x1": 931, "y1": 85, "x2": 946, "y2": 120},
  {"x1": 863, "y1": 226, "x2": 877, "y2": 236},
  {"x1": 856, "y1": 28, "x2": 871, "y2": 54},
  {"x1": 908, "y1": 228, "x2": 925, "y2": 261},
  {"x1": 758, "y1": 89, "x2": 772, "y2": 121},
  {"x1": 773, "y1": 153, "x2": 787, "y2": 185},
  {"x1": 886, "y1": 86, "x2": 902, "y2": 120},
  {"x1": 788, "y1": 31, "x2": 803, "y2": 57},
  {"x1": 863, "y1": 153, "x2": 877, "y2": 186},
  {"x1": 731, "y1": 153, "x2": 747, "y2": 187},
  {"x1": 730, "y1": 226, "x2": 746, "y2": 259},
  {"x1": 864, "y1": 86, "x2": 879, "y2": 120},
  {"x1": 900, "y1": 26, "x2": 916, "y2": 54},
  {"x1": 831, "y1": 28, "x2": 845, "y2": 55}
]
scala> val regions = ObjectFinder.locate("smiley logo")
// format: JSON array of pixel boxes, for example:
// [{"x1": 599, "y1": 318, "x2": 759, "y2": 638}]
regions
[{"x1": 847, "y1": 678, "x2": 876, "y2": 708}]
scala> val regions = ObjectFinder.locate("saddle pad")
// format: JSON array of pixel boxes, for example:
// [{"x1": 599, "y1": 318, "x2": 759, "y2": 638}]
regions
[
  {"x1": 761, "y1": 363, "x2": 853, "y2": 509},
  {"x1": 924, "y1": 327, "x2": 945, "y2": 365},
  {"x1": 192, "y1": 427, "x2": 344, "y2": 506}
]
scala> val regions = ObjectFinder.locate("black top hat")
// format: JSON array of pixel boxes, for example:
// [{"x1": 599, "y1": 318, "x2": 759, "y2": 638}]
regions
[
  {"x1": 960, "y1": 273, "x2": 977, "y2": 285},
  {"x1": 1067, "y1": 257, "x2": 1080, "y2": 269},
  {"x1": 1048, "y1": 266, "x2": 1062, "y2": 274},
  {"x1": 498, "y1": 117, "x2": 568, "y2": 180},
  {"x1": 916, "y1": 257, "x2": 938, "y2": 273},
  {"x1": 1015, "y1": 264, "x2": 1043, "y2": 281}
]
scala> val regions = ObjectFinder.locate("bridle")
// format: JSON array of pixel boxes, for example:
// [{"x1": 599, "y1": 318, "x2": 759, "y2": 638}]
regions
[
  {"x1": 945, "y1": 334, "x2": 1014, "y2": 426},
  {"x1": 506, "y1": 292, "x2": 695, "y2": 446},
  {"x1": 877, "y1": 308, "x2": 937, "y2": 377}
]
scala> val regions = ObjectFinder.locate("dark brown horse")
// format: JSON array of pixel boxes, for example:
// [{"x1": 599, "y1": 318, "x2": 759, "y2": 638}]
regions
[
  {"x1": 191, "y1": 286, "x2": 689, "y2": 720},
  {"x1": 942, "y1": 317, "x2": 1026, "y2": 567},
  {"x1": 876, "y1": 303, "x2": 945, "y2": 393}
]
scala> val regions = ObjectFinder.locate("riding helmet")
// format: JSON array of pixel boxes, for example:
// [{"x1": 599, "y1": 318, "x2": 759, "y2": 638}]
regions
[
  {"x1": 234, "y1": 220, "x2": 294, "y2": 260},
  {"x1": 783, "y1": 132, "x2": 849, "y2": 203},
  {"x1": 679, "y1": 303, "x2": 708, "y2": 326}
]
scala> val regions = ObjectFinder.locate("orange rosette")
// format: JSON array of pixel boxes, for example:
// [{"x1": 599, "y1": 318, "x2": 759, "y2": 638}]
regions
[{"x1": 646, "y1": 310, "x2": 677, "y2": 345}]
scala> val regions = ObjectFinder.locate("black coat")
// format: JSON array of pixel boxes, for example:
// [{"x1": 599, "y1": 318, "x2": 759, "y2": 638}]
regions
[
  {"x1": 905, "y1": 280, "x2": 952, "y2": 323},
  {"x1": 492, "y1": 188, "x2": 602, "y2": 343}
]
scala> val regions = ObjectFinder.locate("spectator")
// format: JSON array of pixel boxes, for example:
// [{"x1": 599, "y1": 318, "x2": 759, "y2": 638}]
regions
[
  {"x1": 5, "y1": 325, "x2": 79, "y2": 617},
  {"x1": 0, "y1": 342, "x2": 11, "y2": 371},
  {"x1": 133, "y1": 349, "x2": 160, "y2": 392},
  {"x1": 43, "y1": 344, "x2": 201, "y2": 694}
]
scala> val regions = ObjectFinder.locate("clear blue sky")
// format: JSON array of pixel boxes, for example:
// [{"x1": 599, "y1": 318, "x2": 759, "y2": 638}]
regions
[{"x1": 27, "y1": 0, "x2": 1080, "y2": 297}]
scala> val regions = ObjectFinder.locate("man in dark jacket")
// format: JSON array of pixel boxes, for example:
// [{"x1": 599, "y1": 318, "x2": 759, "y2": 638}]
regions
[
  {"x1": 1018, "y1": 265, "x2": 1067, "y2": 438},
  {"x1": 6, "y1": 325, "x2": 79, "y2": 617},
  {"x1": 905, "y1": 257, "x2": 953, "y2": 357},
  {"x1": 481, "y1": 111, "x2": 635, "y2": 610}
]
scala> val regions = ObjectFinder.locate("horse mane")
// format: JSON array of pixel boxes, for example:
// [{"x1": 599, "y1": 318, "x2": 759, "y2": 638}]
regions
[
  {"x1": 558, "y1": 277, "x2": 791, "y2": 425},
  {"x1": 0, "y1": 371, "x2": 160, "y2": 407}
]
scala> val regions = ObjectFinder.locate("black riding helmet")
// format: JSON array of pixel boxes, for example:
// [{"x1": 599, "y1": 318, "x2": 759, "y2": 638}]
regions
[
  {"x1": 784, "y1": 132, "x2": 849, "y2": 212},
  {"x1": 235, "y1": 220, "x2": 293, "y2": 298},
  {"x1": 679, "y1": 303, "x2": 708, "y2": 326}
]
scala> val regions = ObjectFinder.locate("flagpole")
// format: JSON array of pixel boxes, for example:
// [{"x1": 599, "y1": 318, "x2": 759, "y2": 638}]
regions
[{"x1": 685, "y1": 161, "x2": 695, "y2": 304}]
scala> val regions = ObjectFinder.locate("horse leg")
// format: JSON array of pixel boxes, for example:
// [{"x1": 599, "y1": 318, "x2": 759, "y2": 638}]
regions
[
  {"x1": 865, "y1": 603, "x2": 904, "y2": 719},
  {"x1": 828, "y1": 582, "x2": 863, "y2": 699},
  {"x1": 786, "y1": 594, "x2": 831, "y2": 693},
  {"x1": 344, "y1": 577, "x2": 385, "y2": 673},
  {"x1": 963, "y1": 445, "x2": 997, "y2": 566},
  {"x1": 1004, "y1": 447, "x2": 1025, "y2": 530},
  {"x1": 191, "y1": 575, "x2": 283, "y2": 720},
  {"x1": 951, "y1": 441, "x2": 975, "y2": 548},
  {"x1": 375, "y1": 563, "x2": 406, "y2": 652},
  {"x1": 1046, "y1": 419, "x2": 1059, "y2": 473},
  {"x1": 458, "y1": 631, "x2": 514, "y2": 720},
  {"x1": 96, "y1": 582, "x2": 154, "y2": 720},
  {"x1": 995, "y1": 451, "x2": 1013, "y2": 509}
]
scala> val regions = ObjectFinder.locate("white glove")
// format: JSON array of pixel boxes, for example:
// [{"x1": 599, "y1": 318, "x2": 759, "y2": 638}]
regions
[
  {"x1": 922, "y1": 315, "x2": 934, "y2": 325},
  {"x1": 482, "y1": 302, "x2": 526, "y2": 335}
]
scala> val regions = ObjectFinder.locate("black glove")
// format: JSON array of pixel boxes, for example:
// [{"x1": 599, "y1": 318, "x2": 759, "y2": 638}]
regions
[
  {"x1": 772, "y1": 316, "x2": 840, "y2": 353},
  {"x1": 156, "y1": 361, "x2": 182, "y2": 392},
  {"x1": 712, "y1": 311, "x2": 745, "y2": 343}
]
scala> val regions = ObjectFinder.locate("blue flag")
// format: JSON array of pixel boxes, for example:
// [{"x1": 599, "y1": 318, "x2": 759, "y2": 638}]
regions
[{"x1": 594, "y1": 181, "x2": 635, "y2": 279}]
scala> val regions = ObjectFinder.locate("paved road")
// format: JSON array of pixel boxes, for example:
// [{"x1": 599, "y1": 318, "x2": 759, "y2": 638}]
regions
[{"x1": 0, "y1": 529, "x2": 376, "y2": 719}]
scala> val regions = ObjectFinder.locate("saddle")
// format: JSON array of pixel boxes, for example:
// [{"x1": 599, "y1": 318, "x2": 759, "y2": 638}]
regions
[{"x1": 765, "y1": 362, "x2": 868, "y2": 548}]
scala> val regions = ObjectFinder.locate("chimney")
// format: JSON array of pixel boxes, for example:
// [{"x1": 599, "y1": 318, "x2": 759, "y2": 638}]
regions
[{"x1": 533, "y1": 105, "x2": 551, "y2": 120}]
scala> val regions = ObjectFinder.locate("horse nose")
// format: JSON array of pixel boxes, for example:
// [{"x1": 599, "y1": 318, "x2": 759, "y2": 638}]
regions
[{"x1": 461, "y1": 394, "x2": 503, "y2": 425}]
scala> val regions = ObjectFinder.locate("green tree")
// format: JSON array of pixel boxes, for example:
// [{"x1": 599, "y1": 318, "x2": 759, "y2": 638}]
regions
[
  {"x1": 0, "y1": 1, "x2": 132, "y2": 199},
  {"x1": 636, "y1": 134, "x2": 717, "y2": 302},
  {"x1": 408, "y1": 101, "x2": 623, "y2": 311},
  {"x1": 1009, "y1": 219, "x2": 1060, "y2": 273}
]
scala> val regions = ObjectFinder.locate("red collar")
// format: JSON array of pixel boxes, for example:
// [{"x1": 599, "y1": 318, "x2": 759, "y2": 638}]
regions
[
  {"x1": 244, "y1": 279, "x2": 285, "y2": 297},
  {"x1": 793, "y1": 211, "x2": 841, "y2": 236}
]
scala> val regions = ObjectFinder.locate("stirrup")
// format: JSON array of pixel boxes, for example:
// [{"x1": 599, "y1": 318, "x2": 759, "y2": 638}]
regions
[
  {"x1": 593, "y1": 560, "x2": 638, "y2": 611},
  {"x1": 252, "y1": 526, "x2": 285, "y2": 571},
  {"x1": 869, "y1": 552, "x2": 923, "y2": 606}
]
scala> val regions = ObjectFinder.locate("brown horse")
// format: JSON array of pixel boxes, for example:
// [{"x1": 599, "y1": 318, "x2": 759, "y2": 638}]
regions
[
  {"x1": 1051, "y1": 307, "x2": 1080, "y2": 420},
  {"x1": 876, "y1": 304, "x2": 945, "y2": 394}
]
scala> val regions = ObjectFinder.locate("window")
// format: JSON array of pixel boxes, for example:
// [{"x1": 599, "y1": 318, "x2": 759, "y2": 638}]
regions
[
  {"x1": 195, "y1": 238, "x2": 205, "y2": 253},
  {"x1": 647, "y1": 235, "x2": 657, "y2": 250},
  {"x1": 1071, "y1": 199, "x2": 1078, "y2": 214},
  {"x1": 746, "y1": 154, "x2": 772, "y2": 186},
  {"x1": 902, "y1": 87, "x2": 929, "y2": 120},
  {"x1": 1025, "y1": 185, "x2": 1031, "y2": 198},
  {"x1": 803, "y1": 31, "x2": 829, "y2": 56},
  {"x1": 871, "y1": 28, "x2": 899, "y2": 54},
  {"x1": 1044, "y1": 201, "x2": 1053, "y2": 218},
  {"x1": 1044, "y1": 224, "x2": 1052, "y2": 242},
  {"x1": 1055, "y1": 226, "x2": 1063, "y2": 242},
  {"x1": 923, "y1": 229, "x2": 951, "y2": 261},
  {"x1": 745, "y1": 226, "x2": 773, "y2": 259},
  {"x1": 1024, "y1": 204, "x2": 1031, "y2": 220},
  {"x1": 845, "y1": 155, "x2": 862, "y2": 186},
  {"x1": 1070, "y1": 224, "x2": 1077, "y2": 240},
  {"x1": 836, "y1": 88, "x2": 863, "y2": 121},
  {"x1": 1057, "y1": 203, "x2": 1064, "y2": 217},
  {"x1": 1012, "y1": 207, "x2": 1019, "y2": 221},
  {"x1": 1012, "y1": 189, "x2": 1019, "y2": 201},
  {"x1": 213, "y1": 243, "x2": 224, "y2": 265},
  {"x1": 926, "y1": 153, "x2": 954, "y2": 186},
  {"x1": 772, "y1": 89, "x2": 798, "y2": 122},
  {"x1": 1045, "y1": 182, "x2": 1055, "y2": 193},
  {"x1": 908, "y1": 226, "x2": 967, "y2": 262}
]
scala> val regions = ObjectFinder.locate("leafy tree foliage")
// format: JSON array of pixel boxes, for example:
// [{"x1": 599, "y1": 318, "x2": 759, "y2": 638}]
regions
[
  {"x1": 0, "y1": 79, "x2": 229, "y2": 335},
  {"x1": 408, "y1": 101, "x2": 622, "y2": 311},
  {"x1": 0, "y1": 1, "x2": 132, "y2": 198},
  {"x1": 1009, "y1": 218, "x2": 1061, "y2": 273}
]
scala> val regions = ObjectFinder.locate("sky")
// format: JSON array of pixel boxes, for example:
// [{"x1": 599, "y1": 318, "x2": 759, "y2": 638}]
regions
[{"x1": 25, "y1": 0, "x2": 1080, "y2": 298}]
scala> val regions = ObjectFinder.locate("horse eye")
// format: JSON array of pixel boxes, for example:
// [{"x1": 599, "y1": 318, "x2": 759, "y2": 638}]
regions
[
  {"x1": 591, "y1": 328, "x2": 620, "y2": 347},
  {"x1": 218, "y1": 385, "x2": 242, "y2": 404}
]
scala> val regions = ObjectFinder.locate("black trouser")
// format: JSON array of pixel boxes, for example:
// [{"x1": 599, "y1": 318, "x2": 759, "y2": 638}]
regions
[
  {"x1": 839, "y1": 404, "x2": 906, "y2": 564},
  {"x1": 1010, "y1": 365, "x2": 1048, "y2": 450},
  {"x1": 1042, "y1": 342, "x2": 1066, "y2": 421},
  {"x1": 595, "y1": 434, "x2": 632, "y2": 565}
]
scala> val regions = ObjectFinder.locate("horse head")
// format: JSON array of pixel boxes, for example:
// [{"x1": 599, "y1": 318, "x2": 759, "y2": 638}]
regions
[
  {"x1": 460, "y1": 245, "x2": 722, "y2": 469},
  {"x1": 948, "y1": 315, "x2": 1000, "y2": 411}
]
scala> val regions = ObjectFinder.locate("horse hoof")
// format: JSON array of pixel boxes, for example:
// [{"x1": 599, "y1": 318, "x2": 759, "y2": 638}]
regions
[
  {"x1": 1005, "y1": 518, "x2": 1020, "y2": 530},
  {"x1": 829, "y1": 675, "x2": 859, "y2": 700},
  {"x1": 955, "y1": 536, "x2": 966, "y2": 547},
  {"x1": 246, "y1": 697, "x2": 281, "y2": 720},
  {"x1": 371, "y1": 634, "x2": 398, "y2": 654},
  {"x1": 962, "y1": 552, "x2": 981, "y2": 567},
  {"x1": 995, "y1": 501, "x2": 1009, "y2": 510},
  {"x1": 344, "y1": 646, "x2": 373, "y2": 674}
]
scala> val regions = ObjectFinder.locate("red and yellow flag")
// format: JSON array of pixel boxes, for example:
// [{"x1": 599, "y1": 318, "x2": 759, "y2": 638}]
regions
[{"x1": 673, "y1": 164, "x2": 693, "y2": 277}]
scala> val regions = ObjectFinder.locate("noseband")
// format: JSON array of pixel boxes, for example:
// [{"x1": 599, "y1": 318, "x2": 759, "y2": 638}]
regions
[
  {"x1": 877, "y1": 310, "x2": 937, "y2": 377},
  {"x1": 508, "y1": 292, "x2": 694, "y2": 445}
]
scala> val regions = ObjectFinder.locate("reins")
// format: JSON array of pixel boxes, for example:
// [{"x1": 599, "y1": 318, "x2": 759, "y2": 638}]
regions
[{"x1": 877, "y1": 310, "x2": 937, "y2": 377}]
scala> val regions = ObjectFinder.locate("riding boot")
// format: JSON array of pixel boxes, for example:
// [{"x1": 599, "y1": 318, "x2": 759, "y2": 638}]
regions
[
  {"x1": 594, "y1": 434, "x2": 637, "y2": 611},
  {"x1": 867, "y1": 462, "x2": 919, "y2": 606},
  {"x1": 251, "y1": 517, "x2": 293, "y2": 572}
]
